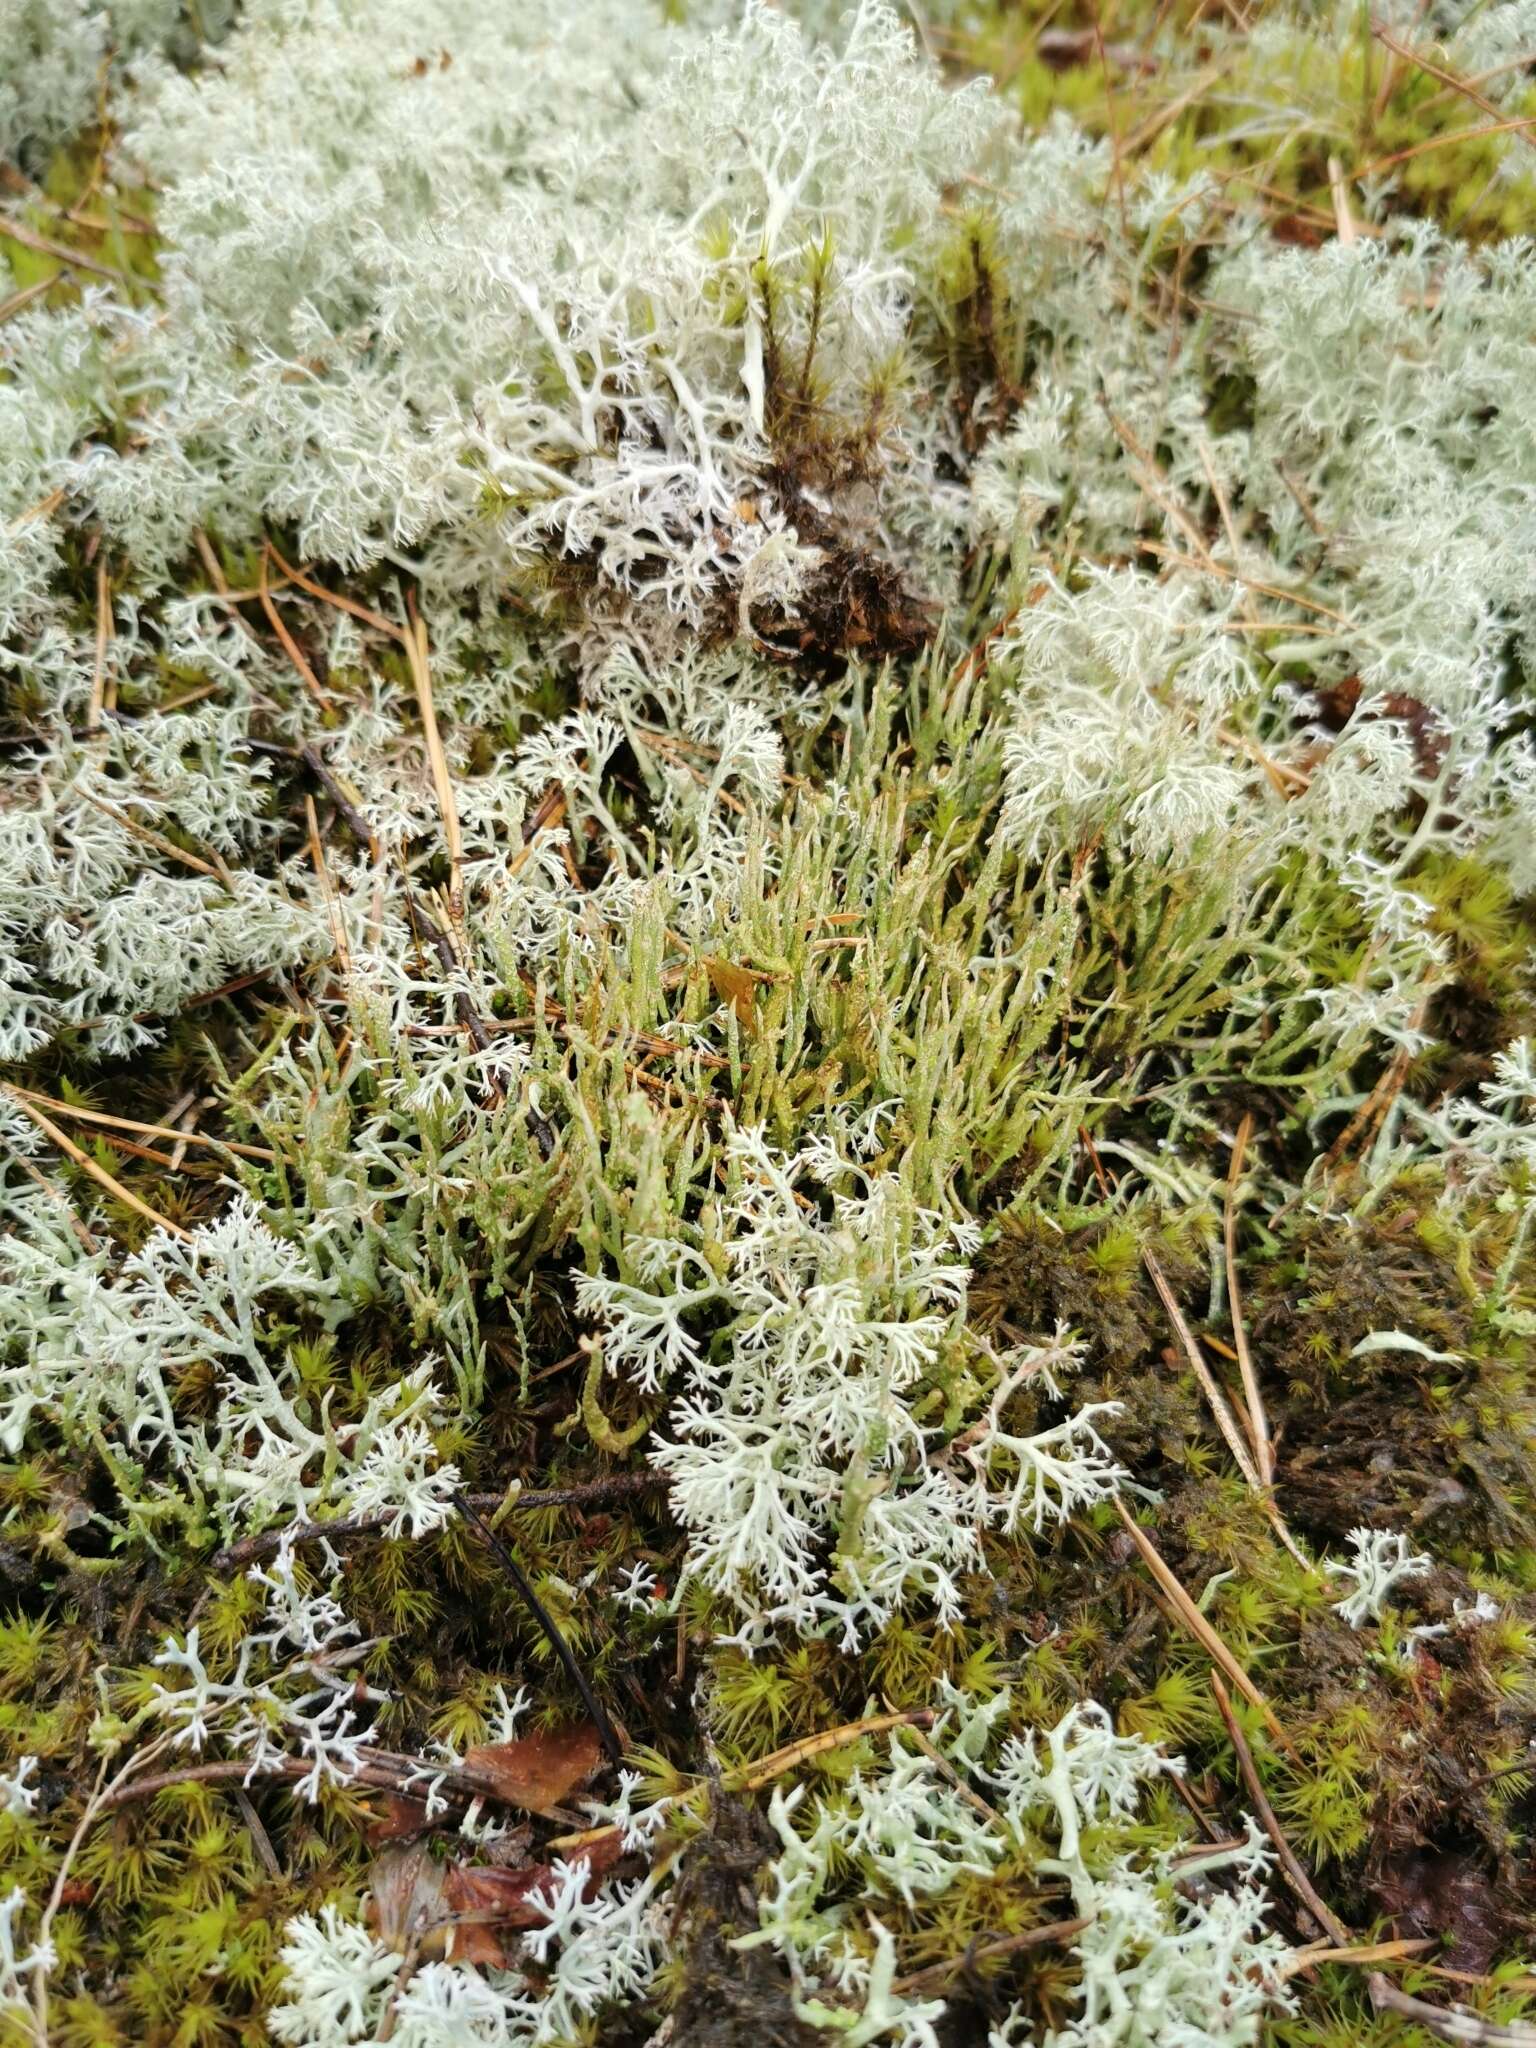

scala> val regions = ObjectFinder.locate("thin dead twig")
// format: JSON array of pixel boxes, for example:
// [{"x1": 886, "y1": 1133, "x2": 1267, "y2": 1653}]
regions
[
  {"x1": 375, "y1": 1931, "x2": 424, "y2": 2044},
  {"x1": 1367, "y1": 1976, "x2": 1536, "y2": 2047},
  {"x1": 96, "y1": 1749, "x2": 504, "y2": 1816},
  {"x1": 1209, "y1": 1671, "x2": 1346, "y2": 1942},
  {"x1": 300, "y1": 746, "x2": 378, "y2": 860}
]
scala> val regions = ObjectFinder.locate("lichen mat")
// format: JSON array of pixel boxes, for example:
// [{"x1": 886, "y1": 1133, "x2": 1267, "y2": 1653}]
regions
[{"x1": 2, "y1": 1, "x2": 1535, "y2": 2043}]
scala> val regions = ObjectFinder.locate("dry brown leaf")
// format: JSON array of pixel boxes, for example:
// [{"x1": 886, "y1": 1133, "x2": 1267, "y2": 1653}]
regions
[
  {"x1": 462, "y1": 1721, "x2": 605, "y2": 1818},
  {"x1": 369, "y1": 1835, "x2": 625, "y2": 1969},
  {"x1": 441, "y1": 1835, "x2": 624, "y2": 1964},
  {"x1": 369, "y1": 1842, "x2": 450, "y2": 1952},
  {"x1": 365, "y1": 1790, "x2": 435, "y2": 1843}
]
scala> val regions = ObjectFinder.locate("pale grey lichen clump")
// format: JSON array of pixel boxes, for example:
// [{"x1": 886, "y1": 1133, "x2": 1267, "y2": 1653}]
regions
[{"x1": 3, "y1": 0, "x2": 1536, "y2": 2041}]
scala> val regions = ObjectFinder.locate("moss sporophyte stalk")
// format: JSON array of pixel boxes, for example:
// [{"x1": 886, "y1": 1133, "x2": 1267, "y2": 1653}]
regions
[{"x1": 1, "y1": 1, "x2": 1535, "y2": 2043}]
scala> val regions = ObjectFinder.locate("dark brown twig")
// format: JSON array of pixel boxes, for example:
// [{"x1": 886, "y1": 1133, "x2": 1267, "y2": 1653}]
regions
[
  {"x1": 403, "y1": 888, "x2": 500, "y2": 1088},
  {"x1": 97, "y1": 1749, "x2": 506, "y2": 1816},
  {"x1": 300, "y1": 745, "x2": 378, "y2": 859},
  {"x1": 452, "y1": 1490, "x2": 624, "y2": 1768},
  {"x1": 211, "y1": 1470, "x2": 667, "y2": 1572}
]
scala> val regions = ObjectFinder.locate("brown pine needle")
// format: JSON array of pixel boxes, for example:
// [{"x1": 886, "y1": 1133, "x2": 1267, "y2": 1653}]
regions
[
  {"x1": 1359, "y1": 114, "x2": 1536, "y2": 180},
  {"x1": 88, "y1": 558, "x2": 112, "y2": 732},
  {"x1": 265, "y1": 540, "x2": 410, "y2": 644},
  {"x1": 1321, "y1": 990, "x2": 1431, "y2": 1173},
  {"x1": 877, "y1": 1701, "x2": 1004, "y2": 1826},
  {"x1": 6, "y1": 1093, "x2": 275, "y2": 1167},
  {"x1": 736, "y1": 1708, "x2": 936, "y2": 1793},
  {"x1": 6, "y1": 486, "x2": 66, "y2": 535},
  {"x1": 1372, "y1": 23, "x2": 1515, "y2": 126},
  {"x1": 259, "y1": 545, "x2": 330, "y2": 708},
  {"x1": 548, "y1": 1708, "x2": 936, "y2": 1856},
  {"x1": 0, "y1": 216, "x2": 129, "y2": 282},
  {"x1": 76, "y1": 790, "x2": 234, "y2": 889},
  {"x1": 306, "y1": 793, "x2": 352, "y2": 978},
  {"x1": 1101, "y1": 404, "x2": 1214, "y2": 567},
  {"x1": 404, "y1": 604, "x2": 464, "y2": 919},
  {"x1": 1143, "y1": 1247, "x2": 1263, "y2": 1492},
  {"x1": 9, "y1": 1152, "x2": 102, "y2": 1254},
  {"x1": 1327, "y1": 155, "x2": 1357, "y2": 247},
  {"x1": 1281, "y1": 1937, "x2": 1433, "y2": 1979},
  {"x1": 505, "y1": 784, "x2": 568, "y2": 882},
  {"x1": 1225, "y1": 1114, "x2": 1275, "y2": 1487},
  {"x1": 74, "y1": 1130, "x2": 178, "y2": 1170},
  {"x1": 1138, "y1": 539, "x2": 1356, "y2": 626},
  {"x1": 1115, "y1": 1501, "x2": 1299, "y2": 1759},
  {"x1": 0, "y1": 276, "x2": 55, "y2": 324},
  {"x1": 1209, "y1": 1670, "x2": 1344, "y2": 1938},
  {"x1": 1198, "y1": 438, "x2": 1247, "y2": 576},
  {"x1": 1122, "y1": 62, "x2": 1227, "y2": 155},
  {"x1": 3, "y1": 1085, "x2": 192, "y2": 1241},
  {"x1": 1081, "y1": 1126, "x2": 1300, "y2": 1556},
  {"x1": 1146, "y1": 1241, "x2": 1309, "y2": 1567}
]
